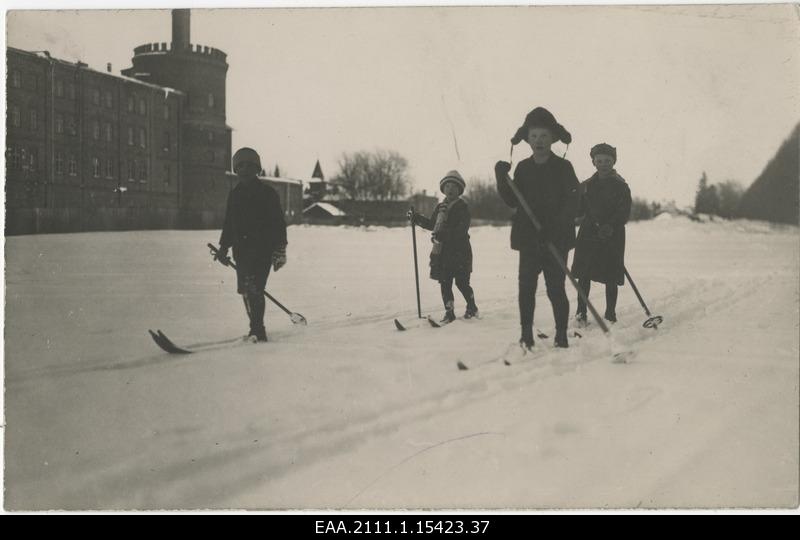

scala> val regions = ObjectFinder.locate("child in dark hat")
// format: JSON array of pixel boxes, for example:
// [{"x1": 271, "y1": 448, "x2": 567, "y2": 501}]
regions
[
  {"x1": 214, "y1": 147, "x2": 288, "y2": 342},
  {"x1": 408, "y1": 170, "x2": 479, "y2": 323},
  {"x1": 571, "y1": 143, "x2": 632, "y2": 325},
  {"x1": 494, "y1": 107, "x2": 580, "y2": 349}
]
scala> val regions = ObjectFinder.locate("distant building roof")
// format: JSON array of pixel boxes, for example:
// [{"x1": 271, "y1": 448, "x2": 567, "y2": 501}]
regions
[
  {"x1": 303, "y1": 202, "x2": 347, "y2": 217},
  {"x1": 312, "y1": 160, "x2": 325, "y2": 180},
  {"x1": 224, "y1": 171, "x2": 302, "y2": 186}
]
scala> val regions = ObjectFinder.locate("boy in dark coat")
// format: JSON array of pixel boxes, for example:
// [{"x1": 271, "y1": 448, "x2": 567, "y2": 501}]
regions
[
  {"x1": 571, "y1": 143, "x2": 632, "y2": 325},
  {"x1": 409, "y1": 170, "x2": 478, "y2": 323},
  {"x1": 214, "y1": 147, "x2": 288, "y2": 342},
  {"x1": 494, "y1": 107, "x2": 580, "y2": 349}
]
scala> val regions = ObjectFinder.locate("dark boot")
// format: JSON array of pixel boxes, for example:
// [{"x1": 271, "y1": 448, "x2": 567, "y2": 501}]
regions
[
  {"x1": 247, "y1": 292, "x2": 268, "y2": 342},
  {"x1": 605, "y1": 284, "x2": 618, "y2": 323},
  {"x1": 554, "y1": 328, "x2": 569, "y2": 348},
  {"x1": 440, "y1": 310, "x2": 456, "y2": 324},
  {"x1": 464, "y1": 297, "x2": 479, "y2": 319},
  {"x1": 520, "y1": 326, "x2": 534, "y2": 350}
]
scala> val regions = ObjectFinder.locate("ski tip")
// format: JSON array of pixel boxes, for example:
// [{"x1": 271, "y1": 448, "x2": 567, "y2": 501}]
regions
[
  {"x1": 394, "y1": 319, "x2": 407, "y2": 331},
  {"x1": 612, "y1": 351, "x2": 635, "y2": 364},
  {"x1": 573, "y1": 331, "x2": 583, "y2": 338},
  {"x1": 536, "y1": 331, "x2": 548, "y2": 339},
  {"x1": 456, "y1": 360, "x2": 469, "y2": 371},
  {"x1": 503, "y1": 359, "x2": 512, "y2": 366},
  {"x1": 427, "y1": 316, "x2": 441, "y2": 328}
]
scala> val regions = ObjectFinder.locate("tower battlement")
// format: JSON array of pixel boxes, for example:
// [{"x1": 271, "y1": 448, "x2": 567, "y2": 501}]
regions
[{"x1": 132, "y1": 42, "x2": 227, "y2": 63}]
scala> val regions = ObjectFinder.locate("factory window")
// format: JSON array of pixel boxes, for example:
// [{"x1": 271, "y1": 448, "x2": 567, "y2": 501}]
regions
[
  {"x1": 29, "y1": 148, "x2": 37, "y2": 171},
  {"x1": 127, "y1": 95, "x2": 135, "y2": 113},
  {"x1": 104, "y1": 90, "x2": 113, "y2": 108},
  {"x1": 92, "y1": 157, "x2": 100, "y2": 178},
  {"x1": 163, "y1": 132, "x2": 170, "y2": 152},
  {"x1": 68, "y1": 155, "x2": 77, "y2": 176},
  {"x1": 138, "y1": 160, "x2": 148, "y2": 182},
  {"x1": 55, "y1": 152, "x2": 64, "y2": 175},
  {"x1": 105, "y1": 123, "x2": 113, "y2": 142},
  {"x1": 54, "y1": 113, "x2": 64, "y2": 134},
  {"x1": 105, "y1": 158, "x2": 114, "y2": 179},
  {"x1": 139, "y1": 128, "x2": 147, "y2": 148},
  {"x1": 68, "y1": 83, "x2": 76, "y2": 100},
  {"x1": 92, "y1": 88, "x2": 100, "y2": 106},
  {"x1": 67, "y1": 116, "x2": 77, "y2": 136},
  {"x1": 138, "y1": 98, "x2": 147, "y2": 115},
  {"x1": 128, "y1": 161, "x2": 136, "y2": 182},
  {"x1": 208, "y1": 93, "x2": 215, "y2": 108},
  {"x1": 30, "y1": 109, "x2": 38, "y2": 130},
  {"x1": 10, "y1": 105, "x2": 21, "y2": 127},
  {"x1": 55, "y1": 79, "x2": 64, "y2": 97},
  {"x1": 11, "y1": 70, "x2": 21, "y2": 88},
  {"x1": 92, "y1": 120, "x2": 100, "y2": 140},
  {"x1": 127, "y1": 127, "x2": 134, "y2": 146},
  {"x1": 208, "y1": 131, "x2": 214, "y2": 142},
  {"x1": 163, "y1": 164, "x2": 171, "y2": 186},
  {"x1": 163, "y1": 104, "x2": 170, "y2": 120}
]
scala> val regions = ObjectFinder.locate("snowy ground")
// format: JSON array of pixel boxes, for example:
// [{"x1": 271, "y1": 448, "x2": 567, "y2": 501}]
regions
[{"x1": 4, "y1": 218, "x2": 798, "y2": 510}]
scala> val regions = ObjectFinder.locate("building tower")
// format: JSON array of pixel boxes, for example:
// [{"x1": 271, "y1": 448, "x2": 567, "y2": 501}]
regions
[{"x1": 122, "y1": 9, "x2": 232, "y2": 214}]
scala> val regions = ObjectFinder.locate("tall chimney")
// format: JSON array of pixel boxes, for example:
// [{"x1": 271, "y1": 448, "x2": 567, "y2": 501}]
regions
[{"x1": 172, "y1": 9, "x2": 190, "y2": 51}]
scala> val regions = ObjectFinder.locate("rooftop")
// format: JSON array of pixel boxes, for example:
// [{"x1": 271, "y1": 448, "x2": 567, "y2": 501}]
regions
[{"x1": 7, "y1": 46, "x2": 184, "y2": 95}]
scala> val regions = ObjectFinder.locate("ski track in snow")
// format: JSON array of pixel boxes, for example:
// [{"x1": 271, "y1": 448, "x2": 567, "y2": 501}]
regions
[{"x1": 4, "y1": 220, "x2": 798, "y2": 509}]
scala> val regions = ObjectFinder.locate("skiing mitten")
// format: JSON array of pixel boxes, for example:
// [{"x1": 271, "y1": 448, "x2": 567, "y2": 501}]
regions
[
  {"x1": 272, "y1": 247, "x2": 287, "y2": 271},
  {"x1": 215, "y1": 246, "x2": 231, "y2": 266},
  {"x1": 494, "y1": 160, "x2": 511, "y2": 182}
]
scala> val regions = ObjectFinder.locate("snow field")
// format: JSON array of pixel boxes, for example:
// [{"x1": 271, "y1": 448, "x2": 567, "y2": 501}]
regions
[{"x1": 4, "y1": 218, "x2": 798, "y2": 509}]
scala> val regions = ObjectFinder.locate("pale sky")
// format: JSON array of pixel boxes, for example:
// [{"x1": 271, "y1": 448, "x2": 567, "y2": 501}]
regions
[{"x1": 6, "y1": 3, "x2": 800, "y2": 206}]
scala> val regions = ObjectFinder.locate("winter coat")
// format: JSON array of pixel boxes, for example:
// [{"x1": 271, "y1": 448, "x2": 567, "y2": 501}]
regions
[
  {"x1": 496, "y1": 154, "x2": 580, "y2": 252},
  {"x1": 415, "y1": 198, "x2": 473, "y2": 280},
  {"x1": 219, "y1": 177, "x2": 287, "y2": 259},
  {"x1": 571, "y1": 172, "x2": 632, "y2": 286}
]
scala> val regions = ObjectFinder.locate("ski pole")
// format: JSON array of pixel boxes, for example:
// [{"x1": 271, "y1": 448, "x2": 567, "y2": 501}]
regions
[
  {"x1": 623, "y1": 266, "x2": 663, "y2": 329},
  {"x1": 207, "y1": 243, "x2": 307, "y2": 325},
  {"x1": 410, "y1": 206, "x2": 422, "y2": 319},
  {"x1": 501, "y1": 172, "x2": 610, "y2": 335}
]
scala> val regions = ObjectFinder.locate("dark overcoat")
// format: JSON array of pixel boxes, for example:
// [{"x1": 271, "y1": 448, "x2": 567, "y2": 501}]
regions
[
  {"x1": 571, "y1": 172, "x2": 632, "y2": 285},
  {"x1": 219, "y1": 178, "x2": 287, "y2": 260},
  {"x1": 415, "y1": 198, "x2": 473, "y2": 280},
  {"x1": 496, "y1": 154, "x2": 580, "y2": 252}
]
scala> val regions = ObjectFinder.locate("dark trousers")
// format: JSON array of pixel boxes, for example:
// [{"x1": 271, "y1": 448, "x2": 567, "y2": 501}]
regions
[
  {"x1": 440, "y1": 275, "x2": 475, "y2": 311},
  {"x1": 235, "y1": 252, "x2": 272, "y2": 333},
  {"x1": 519, "y1": 247, "x2": 569, "y2": 337},
  {"x1": 576, "y1": 278, "x2": 618, "y2": 319}
]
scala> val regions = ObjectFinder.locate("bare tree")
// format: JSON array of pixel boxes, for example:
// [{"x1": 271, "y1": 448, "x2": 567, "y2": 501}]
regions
[{"x1": 332, "y1": 150, "x2": 410, "y2": 201}]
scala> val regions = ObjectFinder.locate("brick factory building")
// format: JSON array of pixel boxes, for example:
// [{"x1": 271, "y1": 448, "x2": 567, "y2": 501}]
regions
[{"x1": 5, "y1": 9, "x2": 302, "y2": 235}]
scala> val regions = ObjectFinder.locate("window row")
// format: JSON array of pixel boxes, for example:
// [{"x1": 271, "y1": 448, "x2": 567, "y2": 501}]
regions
[
  {"x1": 8, "y1": 106, "x2": 39, "y2": 130},
  {"x1": 9, "y1": 69, "x2": 40, "y2": 91},
  {"x1": 6, "y1": 146, "x2": 38, "y2": 171},
  {"x1": 11, "y1": 70, "x2": 175, "y2": 118}
]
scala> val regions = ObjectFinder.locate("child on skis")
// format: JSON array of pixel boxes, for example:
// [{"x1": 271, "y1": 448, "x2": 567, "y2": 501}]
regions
[
  {"x1": 408, "y1": 170, "x2": 479, "y2": 324},
  {"x1": 571, "y1": 143, "x2": 632, "y2": 325},
  {"x1": 214, "y1": 147, "x2": 288, "y2": 342},
  {"x1": 494, "y1": 107, "x2": 580, "y2": 349}
]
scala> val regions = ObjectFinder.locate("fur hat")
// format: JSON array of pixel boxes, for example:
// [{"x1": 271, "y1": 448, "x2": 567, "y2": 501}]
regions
[
  {"x1": 439, "y1": 170, "x2": 466, "y2": 195},
  {"x1": 510, "y1": 107, "x2": 572, "y2": 146},
  {"x1": 232, "y1": 147, "x2": 262, "y2": 174},
  {"x1": 590, "y1": 143, "x2": 617, "y2": 161}
]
